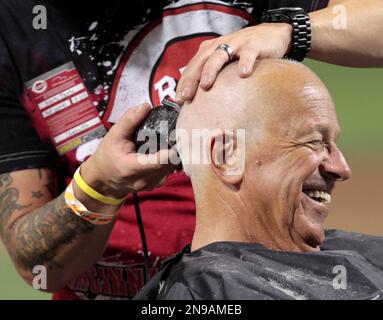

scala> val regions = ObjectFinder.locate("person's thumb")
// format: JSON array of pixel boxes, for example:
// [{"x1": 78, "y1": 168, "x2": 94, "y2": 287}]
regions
[{"x1": 113, "y1": 103, "x2": 151, "y2": 139}]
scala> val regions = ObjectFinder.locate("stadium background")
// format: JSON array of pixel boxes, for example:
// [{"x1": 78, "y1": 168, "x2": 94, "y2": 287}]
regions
[{"x1": 0, "y1": 60, "x2": 382, "y2": 299}]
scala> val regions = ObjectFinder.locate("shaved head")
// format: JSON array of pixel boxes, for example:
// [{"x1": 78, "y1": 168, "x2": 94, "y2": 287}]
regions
[
  {"x1": 178, "y1": 58, "x2": 331, "y2": 127},
  {"x1": 176, "y1": 58, "x2": 351, "y2": 253},
  {"x1": 177, "y1": 59, "x2": 332, "y2": 178}
]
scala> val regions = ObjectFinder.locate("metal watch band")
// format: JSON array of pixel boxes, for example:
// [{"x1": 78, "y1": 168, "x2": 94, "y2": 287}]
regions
[
  {"x1": 290, "y1": 12, "x2": 311, "y2": 61},
  {"x1": 261, "y1": 8, "x2": 312, "y2": 62}
]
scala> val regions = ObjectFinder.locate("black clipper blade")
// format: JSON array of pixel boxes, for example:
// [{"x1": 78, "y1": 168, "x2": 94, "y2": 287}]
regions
[{"x1": 133, "y1": 98, "x2": 181, "y2": 153}]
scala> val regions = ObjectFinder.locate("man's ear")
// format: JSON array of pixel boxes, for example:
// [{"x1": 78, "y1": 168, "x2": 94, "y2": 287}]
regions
[{"x1": 209, "y1": 129, "x2": 245, "y2": 186}]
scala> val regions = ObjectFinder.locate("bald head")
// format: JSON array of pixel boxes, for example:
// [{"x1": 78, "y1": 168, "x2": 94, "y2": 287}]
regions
[
  {"x1": 178, "y1": 58, "x2": 350, "y2": 253},
  {"x1": 176, "y1": 58, "x2": 333, "y2": 178}
]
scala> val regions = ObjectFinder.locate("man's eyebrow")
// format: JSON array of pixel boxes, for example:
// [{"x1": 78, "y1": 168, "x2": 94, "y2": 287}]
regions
[
  {"x1": 314, "y1": 124, "x2": 328, "y2": 136},
  {"x1": 314, "y1": 124, "x2": 340, "y2": 140}
]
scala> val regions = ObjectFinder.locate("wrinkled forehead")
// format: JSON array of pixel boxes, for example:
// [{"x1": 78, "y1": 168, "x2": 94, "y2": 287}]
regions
[
  {"x1": 247, "y1": 77, "x2": 340, "y2": 140},
  {"x1": 294, "y1": 83, "x2": 339, "y2": 135}
]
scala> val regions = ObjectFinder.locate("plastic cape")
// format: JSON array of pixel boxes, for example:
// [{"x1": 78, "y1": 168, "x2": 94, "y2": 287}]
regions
[{"x1": 134, "y1": 230, "x2": 383, "y2": 300}]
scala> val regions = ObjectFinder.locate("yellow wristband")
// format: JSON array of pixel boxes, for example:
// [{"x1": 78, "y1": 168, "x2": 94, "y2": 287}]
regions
[{"x1": 73, "y1": 167, "x2": 126, "y2": 206}]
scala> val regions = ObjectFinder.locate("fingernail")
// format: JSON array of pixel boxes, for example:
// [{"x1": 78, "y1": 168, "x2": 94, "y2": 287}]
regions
[
  {"x1": 240, "y1": 66, "x2": 250, "y2": 75},
  {"x1": 182, "y1": 87, "x2": 191, "y2": 99}
]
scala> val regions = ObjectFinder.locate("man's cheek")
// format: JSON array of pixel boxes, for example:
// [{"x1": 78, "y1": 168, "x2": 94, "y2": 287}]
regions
[
  {"x1": 279, "y1": 150, "x2": 319, "y2": 184},
  {"x1": 291, "y1": 149, "x2": 322, "y2": 182},
  {"x1": 251, "y1": 149, "x2": 320, "y2": 206},
  {"x1": 279, "y1": 151, "x2": 320, "y2": 212}
]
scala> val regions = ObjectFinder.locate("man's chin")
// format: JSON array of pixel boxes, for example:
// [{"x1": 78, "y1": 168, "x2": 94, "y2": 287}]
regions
[
  {"x1": 301, "y1": 226, "x2": 325, "y2": 250},
  {"x1": 291, "y1": 214, "x2": 326, "y2": 252},
  {"x1": 293, "y1": 192, "x2": 330, "y2": 249}
]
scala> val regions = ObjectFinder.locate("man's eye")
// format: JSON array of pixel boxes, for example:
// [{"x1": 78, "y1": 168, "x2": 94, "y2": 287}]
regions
[
  {"x1": 323, "y1": 142, "x2": 331, "y2": 153},
  {"x1": 303, "y1": 140, "x2": 322, "y2": 150},
  {"x1": 308, "y1": 140, "x2": 330, "y2": 152}
]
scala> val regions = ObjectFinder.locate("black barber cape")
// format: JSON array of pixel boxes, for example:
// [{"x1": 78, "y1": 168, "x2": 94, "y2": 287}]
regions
[{"x1": 134, "y1": 230, "x2": 383, "y2": 300}]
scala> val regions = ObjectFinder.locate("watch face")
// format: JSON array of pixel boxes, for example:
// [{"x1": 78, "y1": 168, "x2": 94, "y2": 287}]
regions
[
  {"x1": 269, "y1": 7, "x2": 305, "y2": 14},
  {"x1": 262, "y1": 7, "x2": 306, "y2": 23}
]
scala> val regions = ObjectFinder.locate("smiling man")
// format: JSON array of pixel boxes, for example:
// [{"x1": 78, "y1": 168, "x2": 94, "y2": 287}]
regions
[{"x1": 134, "y1": 59, "x2": 383, "y2": 300}]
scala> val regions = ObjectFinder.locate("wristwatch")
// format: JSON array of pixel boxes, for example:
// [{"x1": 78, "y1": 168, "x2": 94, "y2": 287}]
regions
[{"x1": 261, "y1": 7, "x2": 311, "y2": 62}]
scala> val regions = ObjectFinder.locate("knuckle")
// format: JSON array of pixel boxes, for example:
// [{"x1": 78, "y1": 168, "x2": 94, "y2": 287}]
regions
[
  {"x1": 183, "y1": 77, "x2": 198, "y2": 88},
  {"x1": 241, "y1": 48, "x2": 256, "y2": 61},
  {"x1": 178, "y1": 67, "x2": 189, "y2": 80},
  {"x1": 206, "y1": 56, "x2": 222, "y2": 69},
  {"x1": 203, "y1": 58, "x2": 221, "y2": 71},
  {"x1": 198, "y1": 39, "x2": 213, "y2": 51},
  {"x1": 198, "y1": 41, "x2": 207, "y2": 51},
  {"x1": 180, "y1": 69, "x2": 197, "y2": 83},
  {"x1": 116, "y1": 166, "x2": 128, "y2": 180},
  {"x1": 134, "y1": 179, "x2": 148, "y2": 191}
]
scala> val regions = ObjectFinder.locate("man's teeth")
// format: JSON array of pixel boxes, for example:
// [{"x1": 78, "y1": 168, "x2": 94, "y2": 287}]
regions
[{"x1": 305, "y1": 190, "x2": 331, "y2": 204}]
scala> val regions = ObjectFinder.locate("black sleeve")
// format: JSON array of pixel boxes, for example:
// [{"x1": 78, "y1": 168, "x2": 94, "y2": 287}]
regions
[
  {"x1": 252, "y1": 0, "x2": 329, "y2": 19},
  {"x1": 0, "y1": 35, "x2": 52, "y2": 174},
  {"x1": 265, "y1": 0, "x2": 329, "y2": 12},
  {"x1": 0, "y1": 90, "x2": 53, "y2": 174}
]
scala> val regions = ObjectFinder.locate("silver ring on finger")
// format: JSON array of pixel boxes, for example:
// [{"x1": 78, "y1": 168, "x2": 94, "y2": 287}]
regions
[{"x1": 215, "y1": 43, "x2": 234, "y2": 62}]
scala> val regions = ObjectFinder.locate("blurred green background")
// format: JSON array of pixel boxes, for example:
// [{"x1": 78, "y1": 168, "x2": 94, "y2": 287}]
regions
[
  {"x1": 0, "y1": 60, "x2": 382, "y2": 300},
  {"x1": 307, "y1": 60, "x2": 383, "y2": 155}
]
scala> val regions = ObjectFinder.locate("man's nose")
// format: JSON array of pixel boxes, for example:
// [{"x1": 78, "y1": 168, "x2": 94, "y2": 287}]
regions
[{"x1": 320, "y1": 145, "x2": 351, "y2": 181}]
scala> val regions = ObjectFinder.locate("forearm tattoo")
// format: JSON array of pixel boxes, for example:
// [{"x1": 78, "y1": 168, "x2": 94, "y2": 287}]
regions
[
  {"x1": 0, "y1": 172, "x2": 94, "y2": 272},
  {"x1": 0, "y1": 174, "x2": 31, "y2": 243}
]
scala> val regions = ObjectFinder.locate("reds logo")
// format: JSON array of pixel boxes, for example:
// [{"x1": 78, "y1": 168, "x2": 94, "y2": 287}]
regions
[
  {"x1": 150, "y1": 33, "x2": 217, "y2": 106},
  {"x1": 76, "y1": 1, "x2": 254, "y2": 162},
  {"x1": 32, "y1": 80, "x2": 48, "y2": 94},
  {"x1": 105, "y1": 1, "x2": 254, "y2": 124}
]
